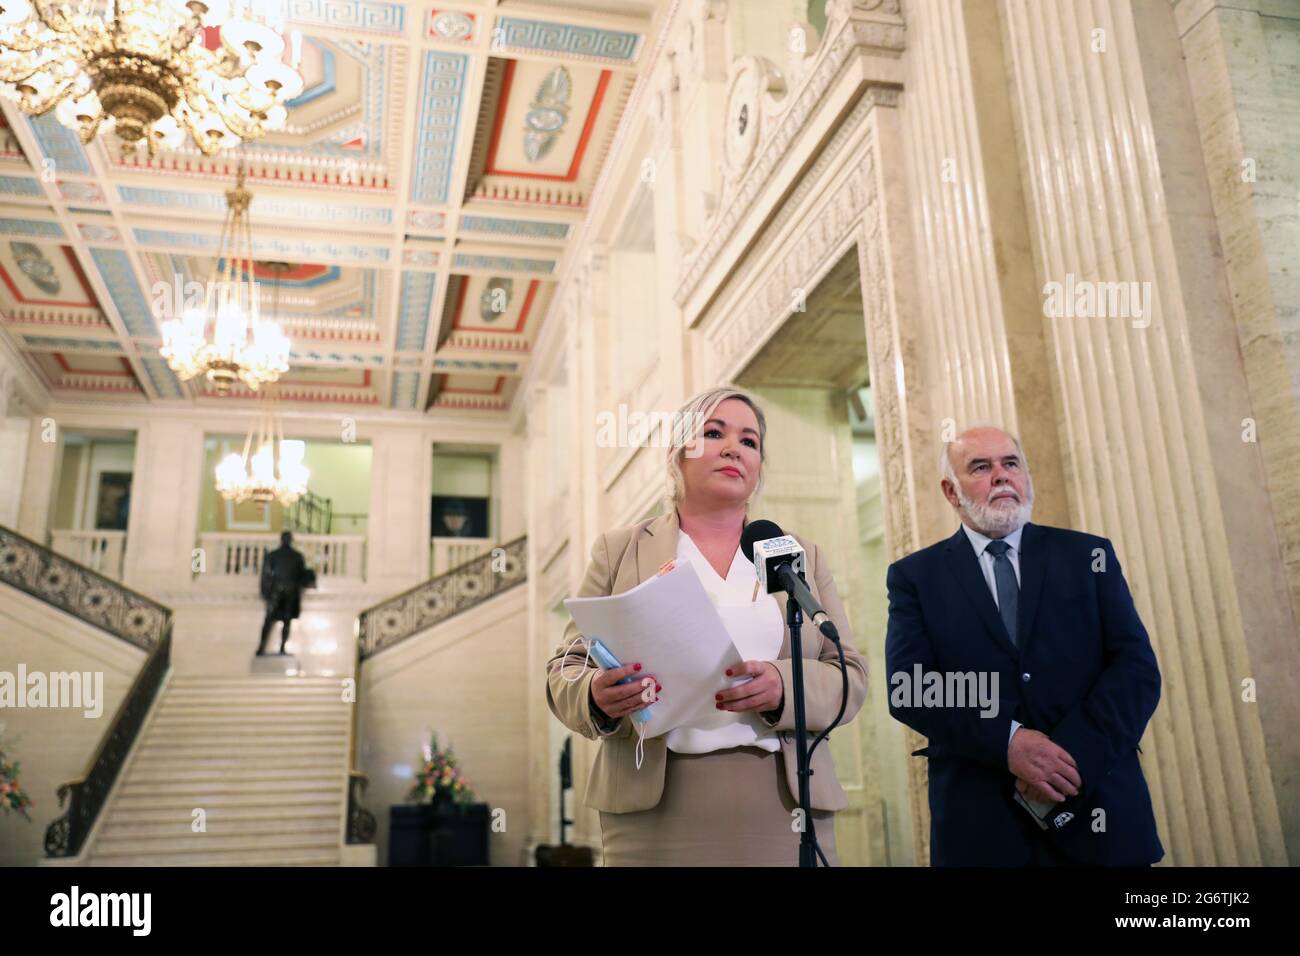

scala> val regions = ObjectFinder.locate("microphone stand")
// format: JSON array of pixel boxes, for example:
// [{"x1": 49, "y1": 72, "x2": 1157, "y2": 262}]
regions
[{"x1": 784, "y1": 591, "x2": 818, "y2": 867}]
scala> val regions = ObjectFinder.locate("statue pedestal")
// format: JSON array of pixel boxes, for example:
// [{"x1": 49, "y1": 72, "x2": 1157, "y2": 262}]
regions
[{"x1": 251, "y1": 653, "x2": 300, "y2": 675}]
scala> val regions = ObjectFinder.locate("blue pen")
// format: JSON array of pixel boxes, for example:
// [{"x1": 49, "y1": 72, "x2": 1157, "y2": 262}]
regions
[{"x1": 589, "y1": 639, "x2": 653, "y2": 724}]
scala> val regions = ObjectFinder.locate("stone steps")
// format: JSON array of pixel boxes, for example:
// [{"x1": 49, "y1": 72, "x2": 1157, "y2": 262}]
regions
[
  {"x1": 117, "y1": 773, "x2": 343, "y2": 797},
  {"x1": 138, "y1": 722, "x2": 349, "y2": 738},
  {"x1": 108, "y1": 791, "x2": 344, "y2": 811},
  {"x1": 133, "y1": 730, "x2": 348, "y2": 746},
  {"x1": 90, "y1": 846, "x2": 343, "y2": 867},
  {"x1": 162, "y1": 687, "x2": 342, "y2": 699},
  {"x1": 101, "y1": 805, "x2": 340, "y2": 829},
  {"x1": 154, "y1": 701, "x2": 349, "y2": 715},
  {"x1": 84, "y1": 673, "x2": 353, "y2": 866},
  {"x1": 167, "y1": 676, "x2": 341, "y2": 686},
  {"x1": 129, "y1": 752, "x2": 345, "y2": 772},
  {"x1": 119, "y1": 766, "x2": 345, "y2": 786},
  {"x1": 95, "y1": 827, "x2": 340, "y2": 856}
]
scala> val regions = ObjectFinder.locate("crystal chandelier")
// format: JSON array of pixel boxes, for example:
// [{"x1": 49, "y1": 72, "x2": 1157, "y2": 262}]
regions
[
  {"x1": 159, "y1": 165, "x2": 290, "y2": 391},
  {"x1": 215, "y1": 386, "x2": 309, "y2": 505},
  {"x1": 0, "y1": 0, "x2": 304, "y2": 157}
]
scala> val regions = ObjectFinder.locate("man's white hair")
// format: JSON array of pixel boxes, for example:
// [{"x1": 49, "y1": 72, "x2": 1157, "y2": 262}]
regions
[{"x1": 939, "y1": 425, "x2": 1028, "y2": 485}]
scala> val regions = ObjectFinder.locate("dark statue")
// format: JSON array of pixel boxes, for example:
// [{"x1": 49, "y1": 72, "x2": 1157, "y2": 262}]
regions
[{"x1": 257, "y1": 531, "x2": 316, "y2": 655}]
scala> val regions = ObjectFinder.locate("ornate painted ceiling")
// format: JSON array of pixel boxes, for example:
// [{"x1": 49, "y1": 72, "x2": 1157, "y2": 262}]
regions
[{"x1": 0, "y1": 0, "x2": 659, "y2": 413}]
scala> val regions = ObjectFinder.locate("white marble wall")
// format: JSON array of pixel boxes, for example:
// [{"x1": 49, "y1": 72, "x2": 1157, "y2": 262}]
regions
[
  {"x1": 0, "y1": 588, "x2": 144, "y2": 866},
  {"x1": 358, "y1": 587, "x2": 530, "y2": 866}
]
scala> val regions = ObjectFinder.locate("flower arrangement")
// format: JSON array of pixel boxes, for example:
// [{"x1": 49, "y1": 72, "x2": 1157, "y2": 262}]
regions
[
  {"x1": 0, "y1": 734, "x2": 34, "y2": 820},
  {"x1": 408, "y1": 733, "x2": 476, "y2": 807}
]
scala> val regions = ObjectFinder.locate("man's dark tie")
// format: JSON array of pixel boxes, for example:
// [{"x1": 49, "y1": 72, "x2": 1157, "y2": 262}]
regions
[{"x1": 985, "y1": 539, "x2": 1019, "y2": 647}]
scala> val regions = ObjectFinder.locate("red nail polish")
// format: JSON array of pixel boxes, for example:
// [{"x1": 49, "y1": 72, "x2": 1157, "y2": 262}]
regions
[
  {"x1": 715, "y1": 693, "x2": 722, "y2": 700},
  {"x1": 715, "y1": 703, "x2": 723, "y2": 709},
  {"x1": 633, "y1": 663, "x2": 641, "y2": 671},
  {"x1": 725, "y1": 669, "x2": 732, "y2": 676}
]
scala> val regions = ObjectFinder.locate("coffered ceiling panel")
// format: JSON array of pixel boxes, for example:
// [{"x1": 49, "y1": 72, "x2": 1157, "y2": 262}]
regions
[{"x1": 0, "y1": 0, "x2": 663, "y2": 413}]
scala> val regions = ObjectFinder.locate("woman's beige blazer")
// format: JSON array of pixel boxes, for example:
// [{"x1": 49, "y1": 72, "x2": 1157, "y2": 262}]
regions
[{"x1": 546, "y1": 509, "x2": 869, "y2": 813}]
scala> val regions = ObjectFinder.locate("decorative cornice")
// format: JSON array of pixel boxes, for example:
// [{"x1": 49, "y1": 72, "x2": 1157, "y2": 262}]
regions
[
  {"x1": 701, "y1": 88, "x2": 876, "y2": 325},
  {"x1": 706, "y1": 128, "x2": 871, "y2": 380},
  {"x1": 432, "y1": 393, "x2": 509, "y2": 411},
  {"x1": 674, "y1": 11, "x2": 904, "y2": 307},
  {"x1": 493, "y1": 17, "x2": 644, "y2": 66},
  {"x1": 443, "y1": 333, "x2": 531, "y2": 353}
]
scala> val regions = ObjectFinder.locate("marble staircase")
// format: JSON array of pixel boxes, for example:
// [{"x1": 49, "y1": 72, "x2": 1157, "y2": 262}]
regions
[{"x1": 83, "y1": 675, "x2": 351, "y2": 866}]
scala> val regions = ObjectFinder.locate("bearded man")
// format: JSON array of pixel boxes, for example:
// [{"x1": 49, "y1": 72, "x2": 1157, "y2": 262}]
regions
[{"x1": 885, "y1": 426, "x2": 1163, "y2": 866}]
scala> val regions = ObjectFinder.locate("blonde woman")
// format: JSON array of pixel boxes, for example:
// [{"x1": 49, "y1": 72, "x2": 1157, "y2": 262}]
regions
[{"x1": 546, "y1": 386, "x2": 868, "y2": 866}]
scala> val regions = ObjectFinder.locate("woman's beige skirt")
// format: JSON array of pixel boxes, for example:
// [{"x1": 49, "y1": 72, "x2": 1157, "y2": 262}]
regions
[{"x1": 599, "y1": 745, "x2": 838, "y2": 866}]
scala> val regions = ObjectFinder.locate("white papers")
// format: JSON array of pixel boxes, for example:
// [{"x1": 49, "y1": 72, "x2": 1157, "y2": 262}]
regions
[{"x1": 563, "y1": 561, "x2": 746, "y2": 740}]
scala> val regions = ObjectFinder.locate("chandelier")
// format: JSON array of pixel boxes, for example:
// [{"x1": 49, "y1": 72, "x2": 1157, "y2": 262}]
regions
[
  {"x1": 0, "y1": 0, "x2": 304, "y2": 157},
  {"x1": 159, "y1": 165, "x2": 290, "y2": 391},
  {"x1": 215, "y1": 385, "x2": 308, "y2": 505}
]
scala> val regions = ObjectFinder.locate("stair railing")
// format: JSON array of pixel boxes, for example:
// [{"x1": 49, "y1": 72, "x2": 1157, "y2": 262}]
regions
[
  {"x1": 356, "y1": 535, "x2": 526, "y2": 661},
  {"x1": 0, "y1": 525, "x2": 173, "y2": 858},
  {"x1": 286, "y1": 490, "x2": 333, "y2": 535}
]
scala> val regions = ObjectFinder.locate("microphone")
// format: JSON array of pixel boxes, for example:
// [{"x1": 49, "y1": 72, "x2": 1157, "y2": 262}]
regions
[{"x1": 740, "y1": 519, "x2": 840, "y2": 642}]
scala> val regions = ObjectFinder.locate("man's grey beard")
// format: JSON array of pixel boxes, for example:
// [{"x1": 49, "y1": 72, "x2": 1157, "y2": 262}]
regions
[{"x1": 958, "y1": 481, "x2": 1034, "y2": 537}]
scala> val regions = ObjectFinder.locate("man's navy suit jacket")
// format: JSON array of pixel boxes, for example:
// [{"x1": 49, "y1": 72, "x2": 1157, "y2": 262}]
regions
[{"x1": 885, "y1": 522, "x2": 1163, "y2": 866}]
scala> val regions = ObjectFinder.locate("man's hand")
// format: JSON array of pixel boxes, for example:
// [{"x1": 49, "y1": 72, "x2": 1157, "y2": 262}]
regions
[
  {"x1": 1016, "y1": 777, "x2": 1062, "y2": 806},
  {"x1": 1009, "y1": 728, "x2": 1081, "y2": 802}
]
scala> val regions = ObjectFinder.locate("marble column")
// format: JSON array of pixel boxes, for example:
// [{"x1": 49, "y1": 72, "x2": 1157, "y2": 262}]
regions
[
  {"x1": 1171, "y1": 1, "x2": 1300, "y2": 801},
  {"x1": 365, "y1": 428, "x2": 432, "y2": 595},
  {"x1": 496, "y1": 432, "x2": 527, "y2": 543},
  {"x1": 897, "y1": 0, "x2": 1069, "y2": 523},
  {"x1": 0, "y1": 416, "x2": 29, "y2": 529},
  {"x1": 123, "y1": 419, "x2": 205, "y2": 592},
  {"x1": 0, "y1": 367, "x2": 32, "y2": 529},
  {"x1": 16, "y1": 415, "x2": 61, "y2": 543},
  {"x1": 999, "y1": 0, "x2": 1292, "y2": 864}
]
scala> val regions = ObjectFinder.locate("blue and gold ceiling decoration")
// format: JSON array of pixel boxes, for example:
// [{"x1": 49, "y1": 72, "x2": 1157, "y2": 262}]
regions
[{"x1": 0, "y1": 0, "x2": 653, "y2": 413}]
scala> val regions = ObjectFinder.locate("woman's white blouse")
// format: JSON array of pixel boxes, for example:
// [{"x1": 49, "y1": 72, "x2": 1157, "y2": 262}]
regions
[{"x1": 665, "y1": 530, "x2": 784, "y2": 754}]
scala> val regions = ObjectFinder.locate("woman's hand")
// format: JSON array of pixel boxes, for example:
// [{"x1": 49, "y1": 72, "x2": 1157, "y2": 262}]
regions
[
  {"x1": 715, "y1": 661, "x2": 783, "y2": 714},
  {"x1": 590, "y1": 663, "x2": 661, "y2": 720}
]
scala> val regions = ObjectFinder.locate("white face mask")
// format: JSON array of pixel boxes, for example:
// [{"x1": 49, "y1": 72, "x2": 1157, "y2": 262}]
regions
[{"x1": 557, "y1": 635, "x2": 648, "y2": 770}]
